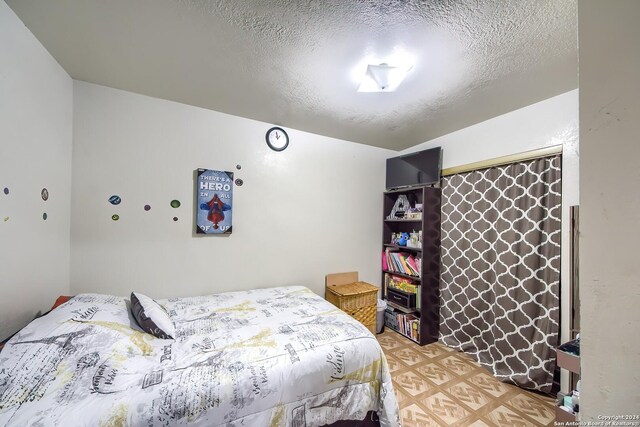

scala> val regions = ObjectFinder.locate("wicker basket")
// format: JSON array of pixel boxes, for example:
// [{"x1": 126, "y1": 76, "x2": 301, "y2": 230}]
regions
[{"x1": 326, "y1": 281, "x2": 378, "y2": 334}]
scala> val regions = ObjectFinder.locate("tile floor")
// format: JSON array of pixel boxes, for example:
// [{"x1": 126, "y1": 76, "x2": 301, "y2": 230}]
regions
[{"x1": 376, "y1": 329, "x2": 556, "y2": 427}]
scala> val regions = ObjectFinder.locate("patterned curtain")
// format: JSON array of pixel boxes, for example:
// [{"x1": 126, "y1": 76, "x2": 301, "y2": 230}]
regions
[{"x1": 439, "y1": 155, "x2": 561, "y2": 392}]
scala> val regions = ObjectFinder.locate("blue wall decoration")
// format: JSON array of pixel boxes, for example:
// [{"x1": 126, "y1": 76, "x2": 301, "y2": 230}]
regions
[{"x1": 196, "y1": 168, "x2": 233, "y2": 234}]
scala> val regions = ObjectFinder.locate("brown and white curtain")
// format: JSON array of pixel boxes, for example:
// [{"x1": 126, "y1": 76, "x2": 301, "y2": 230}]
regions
[{"x1": 439, "y1": 155, "x2": 561, "y2": 392}]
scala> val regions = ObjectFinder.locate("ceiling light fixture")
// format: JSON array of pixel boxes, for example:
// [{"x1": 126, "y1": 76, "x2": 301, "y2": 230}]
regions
[{"x1": 357, "y1": 63, "x2": 413, "y2": 93}]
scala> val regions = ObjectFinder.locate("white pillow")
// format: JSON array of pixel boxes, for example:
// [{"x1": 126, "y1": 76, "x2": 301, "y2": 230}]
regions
[{"x1": 130, "y1": 292, "x2": 175, "y2": 339}]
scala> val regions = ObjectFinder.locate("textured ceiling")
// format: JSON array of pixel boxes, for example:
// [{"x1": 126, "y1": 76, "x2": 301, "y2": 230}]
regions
[{"x1": 6, "y1": 0, "x2": 577, "y2": 150}]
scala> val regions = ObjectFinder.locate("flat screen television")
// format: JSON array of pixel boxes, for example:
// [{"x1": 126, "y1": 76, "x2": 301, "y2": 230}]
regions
[{"x1": 386, "y1": 147, "x2": 442, "y2": 190}]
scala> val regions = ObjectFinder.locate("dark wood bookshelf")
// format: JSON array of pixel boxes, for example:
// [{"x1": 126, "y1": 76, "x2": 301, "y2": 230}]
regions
[{"x1": 382, "y1": 185, "x2": 441, "y2": 346}]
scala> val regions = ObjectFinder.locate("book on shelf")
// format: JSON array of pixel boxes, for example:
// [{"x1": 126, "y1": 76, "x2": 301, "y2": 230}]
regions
[
  {"x1": 382, "y1": 248, "x2": 421, "y2": 278},
  {"x1": 406, "y1": 256, "x2": 420, "y2": 275},
  {"x1": 384, "y1": 273, "x2": 418, "y2": 293},
  {"x1": 398, "y1": 255, "x2": 411, "y2": 274},
  {"x1": 384, "y1": 307, "x2": 420, "y2": 342}
]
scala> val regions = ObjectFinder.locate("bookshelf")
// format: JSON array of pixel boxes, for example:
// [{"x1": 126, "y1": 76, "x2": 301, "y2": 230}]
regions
[{"x1": 382, "y1": 186, "x2": 441, "y2": 346}]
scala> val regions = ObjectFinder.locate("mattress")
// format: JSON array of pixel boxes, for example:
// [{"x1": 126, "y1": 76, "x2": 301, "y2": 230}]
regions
[{"x1": 0, "y1": 286, "x2": 400, "y2": 426}]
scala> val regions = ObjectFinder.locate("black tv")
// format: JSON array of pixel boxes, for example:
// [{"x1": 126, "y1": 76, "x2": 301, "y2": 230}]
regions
[{"x1": 386, "y1": 147, "x2": 442, "y2": 190}]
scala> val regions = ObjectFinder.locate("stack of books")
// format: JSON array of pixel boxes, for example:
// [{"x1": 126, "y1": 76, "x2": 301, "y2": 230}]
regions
[
  {"x1": 382, "y1": 249, "x2": 421, "y2": 277},
  {"x1": 384, "y1": 308, "x2": 420, "y2": 342}
]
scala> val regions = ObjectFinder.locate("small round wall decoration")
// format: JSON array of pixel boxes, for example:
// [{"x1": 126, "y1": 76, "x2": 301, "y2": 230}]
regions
[
  {"x1": 43, "y1": 213, "x2": 48, "y2": 220},
  {"x1": 235, "y1": 178, "x2": 244, "y2": 186},
  {"x1": 108, "y1": 195, "x2": 121, "y2": 205},
  {"x1": 41, "y1": 188, "x2": 49, "y2": 201},
  {"x1": 144, "y1": 204, "x2": 151, "y2": 211},
  {"x1": 236, "y1": 164, "x2": 242, "y2": 170},
  {"x1": 112, "y1": 214, "x2": 120, "y2": 221},
  {"x1": 3, "y1": 216, "x2": 9, "y2": 222},
  {"x1": 170, "y1": 200, "x2": 181, "y2": 208},
  {"x1": 3, "y1": 187, "x2": 8, "y2": 195},
  {"x1": 173, "y1": 216, "x2": 179, "y2": 222}
]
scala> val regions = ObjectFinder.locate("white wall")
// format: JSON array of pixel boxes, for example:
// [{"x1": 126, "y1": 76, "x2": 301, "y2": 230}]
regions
[
  {"x1": 401, "y1": 90, "x2": 580, "y2": 387},
  {"x1": 0, "y1": 2, "x2": 73, "y2": 341},
  {"x1": 71, "y1": 81, "x2": 393, "y2": 299},
  {"x1": 579, "y1": 0, "x2": 640, "y2": 417},
  {"x1": 400, "y1": 90, "x2": 579, "y2": 169}
]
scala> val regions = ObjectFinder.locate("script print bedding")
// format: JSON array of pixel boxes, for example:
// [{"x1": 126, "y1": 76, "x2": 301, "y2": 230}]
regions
[{"x1": 0, "y1": 286, "x2": 399, "y2": 426}]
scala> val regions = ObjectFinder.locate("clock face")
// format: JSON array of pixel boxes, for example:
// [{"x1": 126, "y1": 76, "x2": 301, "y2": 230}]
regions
[{"x1": 266, "y1": 127, "x2": 289, "y2": 151}]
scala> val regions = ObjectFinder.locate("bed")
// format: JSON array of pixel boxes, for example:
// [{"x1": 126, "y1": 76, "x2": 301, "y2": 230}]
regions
[{"x1": 0, "y1": 286, "x2": 400, "y2": 426}]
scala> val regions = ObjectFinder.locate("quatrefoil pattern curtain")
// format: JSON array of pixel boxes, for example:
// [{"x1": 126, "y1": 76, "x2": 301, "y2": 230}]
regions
[{"x1": 439, "y1": 155, "x2": 561, "y2": 392}]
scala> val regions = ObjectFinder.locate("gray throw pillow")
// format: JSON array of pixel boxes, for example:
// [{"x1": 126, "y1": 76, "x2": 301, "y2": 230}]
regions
[{"x1": 130, "y1": 292, "x2": 175, "y2": 339}]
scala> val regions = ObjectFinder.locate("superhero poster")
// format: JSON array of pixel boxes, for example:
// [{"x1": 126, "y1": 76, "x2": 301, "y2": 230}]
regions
[{"x1": 196, "y1": 169, "x2": 233, "y2": 234}]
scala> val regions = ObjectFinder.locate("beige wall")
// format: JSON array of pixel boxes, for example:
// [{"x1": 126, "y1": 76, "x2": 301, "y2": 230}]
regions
[
  {"x1": 70, "y1": 81, "x2": 393, "y2": 299},
  {"x1": 579, "y1": 0, "x2": 640, "y2": 417},
  {"x1": 0, "y1": 2, "x2": 73, "y2": 341}
]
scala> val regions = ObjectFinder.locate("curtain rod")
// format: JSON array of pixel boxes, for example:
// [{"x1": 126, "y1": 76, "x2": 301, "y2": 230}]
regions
[{"x1": 441, "y1": 145, "x2": 563, "y2": 177}]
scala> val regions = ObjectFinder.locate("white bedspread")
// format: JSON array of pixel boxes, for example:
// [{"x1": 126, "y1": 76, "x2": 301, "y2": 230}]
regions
[{"x1": 0, "y1": 286, "x2": 399, "y2": 426}]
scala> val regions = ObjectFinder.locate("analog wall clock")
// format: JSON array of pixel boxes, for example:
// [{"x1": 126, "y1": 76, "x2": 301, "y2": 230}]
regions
[{"x1": 265, "y1": 127, "x2": 289, "y2": 152}]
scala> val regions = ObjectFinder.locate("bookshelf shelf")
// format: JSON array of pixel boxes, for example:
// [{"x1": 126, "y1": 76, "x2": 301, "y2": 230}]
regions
[
  {"x1": 382, "y1": 186, "x2": 441, "y2": 346},
  {"x1": 384, "y1": 244, "x2": 422, "y2": 252},
  {"x1": 382, "y1": 270, "x2": 421, "y2": 281},
  {"x1": 386, "y1": 300, "x2": 418, "y2": 314}
]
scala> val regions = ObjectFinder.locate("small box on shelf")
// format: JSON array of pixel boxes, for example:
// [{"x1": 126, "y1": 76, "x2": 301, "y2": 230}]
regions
[
  {"x1": 386, "y1": 287, "x2": 417, "y2": 310},
  {"x1": 557, "y1": 338, "x2": 580, "y2": 374},
  {"x1": 557, "y1": 348, "x2": 580, "y2": 374},
  {"x1": 556, "y1": 404, "x2": 578, "y2": 423}
]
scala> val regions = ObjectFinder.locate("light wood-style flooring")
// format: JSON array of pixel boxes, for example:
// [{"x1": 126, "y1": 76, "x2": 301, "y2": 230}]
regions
[{"x1": 376, "y1": 329, "x2": 556, "y2": 427}]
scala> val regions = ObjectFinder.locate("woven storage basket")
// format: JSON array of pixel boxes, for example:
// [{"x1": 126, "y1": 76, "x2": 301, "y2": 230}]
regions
[{"x1": 326, "y1": 281, "x2": 378, "y2": 334}]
